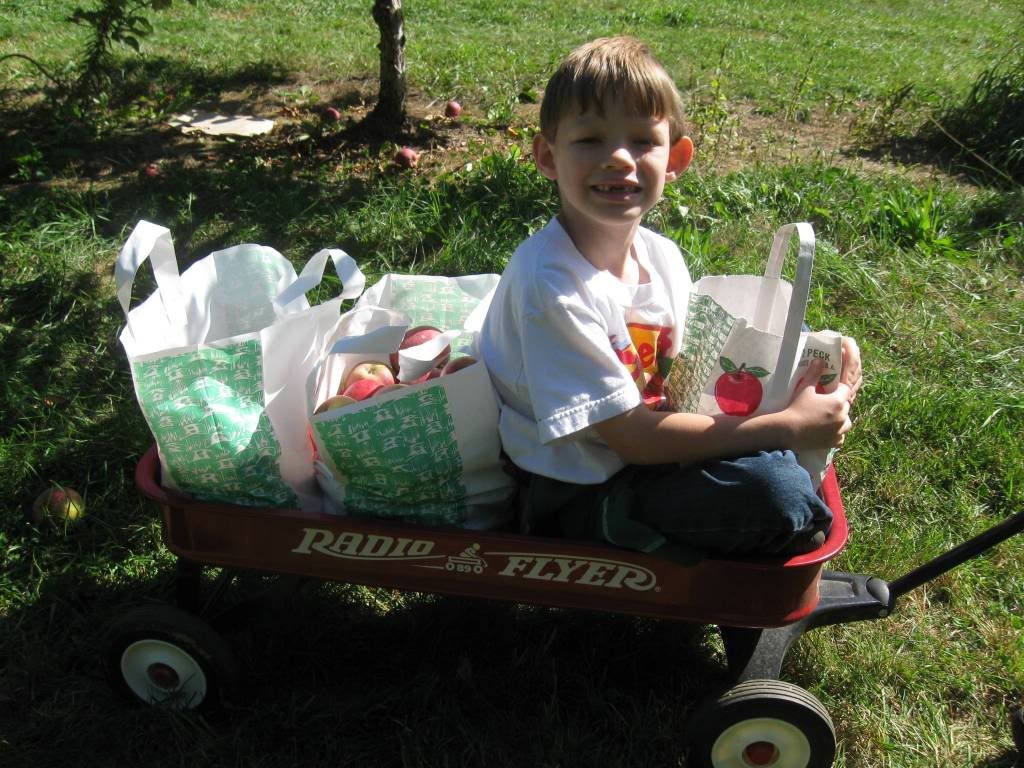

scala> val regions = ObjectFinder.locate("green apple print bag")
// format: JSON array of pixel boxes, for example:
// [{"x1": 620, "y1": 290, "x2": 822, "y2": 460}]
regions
[
  {"x1": 116, "y1": 220, "x2": 365, "y2": 511},
  {"x1": 309, "y1": 275, "x2": 516, "y2": 529}
]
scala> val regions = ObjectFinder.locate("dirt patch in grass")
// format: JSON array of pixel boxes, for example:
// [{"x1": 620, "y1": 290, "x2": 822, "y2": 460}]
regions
[{"x1": 0, "y1": 74, "x2": 969, "y2": 194}]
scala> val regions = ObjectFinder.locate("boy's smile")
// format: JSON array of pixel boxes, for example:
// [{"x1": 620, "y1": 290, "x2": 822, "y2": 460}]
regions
[{"x1": 533, "y1": 98, "x2": 691, "y2": 267}]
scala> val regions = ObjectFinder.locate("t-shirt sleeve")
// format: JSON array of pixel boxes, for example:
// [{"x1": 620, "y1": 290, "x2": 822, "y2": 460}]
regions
[{"x1": 521, "y1": 297, "x2": 642, "y2": 443}]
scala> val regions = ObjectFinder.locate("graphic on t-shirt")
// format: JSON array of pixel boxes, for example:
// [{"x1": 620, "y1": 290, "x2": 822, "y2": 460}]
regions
[{"x1": 611, "y1": 323, "x2": 674, "y2": 407}]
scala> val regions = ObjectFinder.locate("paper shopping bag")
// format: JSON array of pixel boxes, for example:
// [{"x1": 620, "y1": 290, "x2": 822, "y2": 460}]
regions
[
  {"x1": 667, "y1": 222, "x2": 843, "y2": 484},
  {"x1": 308, "y1": 320, "x2": 515, "y2": 530},
  {"x1": 116, "y1": 220, "x2": 365, "y2": 511}
]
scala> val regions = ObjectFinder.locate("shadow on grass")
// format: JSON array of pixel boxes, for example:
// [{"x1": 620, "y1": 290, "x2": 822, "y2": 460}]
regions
[
  {"x1": 0, "y1": 57, "x2": 292, "y2": 182},
  {"x1": 0, "y1": 53, "x2": 449, "y2": 191},
  {"x1": 976, "y1": 751, "x2": 1022, "y2": 768},
  {"x1": 0, "y1": 558, "x2": 736, "y2": 768}
]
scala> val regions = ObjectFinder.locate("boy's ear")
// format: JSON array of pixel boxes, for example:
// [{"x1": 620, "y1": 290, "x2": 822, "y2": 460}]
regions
[
  {"x1": 533, "y1": 133, "x2": 558, "y2": 181},
  {"x1": 665, "y1": 136, "x2": 694, "y2": 182}
]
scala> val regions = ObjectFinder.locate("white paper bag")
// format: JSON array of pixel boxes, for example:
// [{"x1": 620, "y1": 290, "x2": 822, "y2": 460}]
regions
[
  {"x1": 116, "y1": 220, "x2": 365, "y2": 511},
  {"x1": 668, "y1": 223, "x2": 842, "y2": 484}
]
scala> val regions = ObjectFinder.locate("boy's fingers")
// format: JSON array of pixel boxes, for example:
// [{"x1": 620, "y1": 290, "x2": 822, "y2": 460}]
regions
[
  {"x1": 840, "y1": 336, "x2": 863, "y2": 399},
  {"x1": 833, "y1": 382, "x2": 853, "y2": 403},
  {"x1": 801, "y1": 358, "x2": 826, "y2": 387}
]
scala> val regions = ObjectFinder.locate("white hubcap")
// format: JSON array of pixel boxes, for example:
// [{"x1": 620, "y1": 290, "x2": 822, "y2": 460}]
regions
[
  {"x1": 120, "y1": 639, "x2": 208, "y2": 709},
  {"x1": 711, "y1": 717, "x2": 812, "y2": 767}
]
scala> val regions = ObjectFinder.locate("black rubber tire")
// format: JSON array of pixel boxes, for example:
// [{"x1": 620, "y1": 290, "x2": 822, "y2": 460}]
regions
[
  {"x1": 1011, "y1": 706, "x2": 1024, "y2": 756},
  {"x1": 103, "y1": 604, "x2": 238, "y2": 710},
  {"x1": 685, "y1": 679, "x2": 837, "y2": 768}
]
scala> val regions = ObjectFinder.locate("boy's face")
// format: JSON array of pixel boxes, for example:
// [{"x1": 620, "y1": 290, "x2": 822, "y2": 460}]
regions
[{"x1": 534, "y1": 97, "x2": 691, "y2": 241}]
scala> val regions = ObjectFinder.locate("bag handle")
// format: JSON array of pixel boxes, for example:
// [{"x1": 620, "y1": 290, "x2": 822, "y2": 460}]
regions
[
  {"x1": 274, "y1": 248, "x2": 366, "y2": 312},
  {"x1": 114, "y1": 220, "x2": 188, "y2": 328},
  {"x1": 754, "y1": 222, "x2": 815, "y2": 405}
]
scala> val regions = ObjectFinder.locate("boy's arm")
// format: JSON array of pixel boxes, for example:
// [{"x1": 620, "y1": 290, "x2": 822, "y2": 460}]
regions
[{"x1": 595, "y1": 358, "x2": 854, "y2": 466}]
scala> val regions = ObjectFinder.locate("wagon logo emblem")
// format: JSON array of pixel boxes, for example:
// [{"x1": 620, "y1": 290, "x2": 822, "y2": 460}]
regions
[{"x1": 445, "y1": 544, "x2": 487, "y2": 574}]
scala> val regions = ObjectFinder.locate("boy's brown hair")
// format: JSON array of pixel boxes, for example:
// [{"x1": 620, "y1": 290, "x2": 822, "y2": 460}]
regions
[{"x1": 539, "y1": 36, "x2": 686, "y2": 142}]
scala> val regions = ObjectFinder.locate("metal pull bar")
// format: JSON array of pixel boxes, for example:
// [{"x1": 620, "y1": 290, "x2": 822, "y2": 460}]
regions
[{"x1": 887, "y1": 510, "x2": 1024, "y2": 601}]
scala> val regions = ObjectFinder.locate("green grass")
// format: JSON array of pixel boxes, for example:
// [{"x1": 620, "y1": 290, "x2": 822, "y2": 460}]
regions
[
  {"x1": 2, "y1": 0, "x2": 1019, "y2": 114},
  {"x1": 2, "y1": 2, "x2": 1024, "y2": 767}
]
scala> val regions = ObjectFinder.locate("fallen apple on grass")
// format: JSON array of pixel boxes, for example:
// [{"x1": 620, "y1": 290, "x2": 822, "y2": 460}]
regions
[
  {"x1": 344, "y1": 360, "x2": 395, "y2": 390},
  {"x1": 324, "y1": 106, "x2": 342, "y2": 122},
  {"x1": 314, "y1": 394, "x2": 357, "y2": 414},
  {"x1": 31, "y1": 486, "x2": 85, "y2": 526},
  {"x1": 444, "y1": 100, "x2": 462, "y2": 118},
  {"x1": 393, "y1": 146, "x2": 419, "y2": 169}
]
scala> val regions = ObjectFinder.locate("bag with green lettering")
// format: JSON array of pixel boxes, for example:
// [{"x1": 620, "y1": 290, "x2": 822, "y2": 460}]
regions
[
  {"x1": 667, "y1": 222, "x2": 843, "y2": 487},
  {"x1": 352, "y1": 272, "x2": 499, "y2": 364},
  {"x1": 308, "y1": 284, "x2": 516, "y2": 530},
  {"x1": 115, "y1": 220, "x2": 366, "y2": 511}
]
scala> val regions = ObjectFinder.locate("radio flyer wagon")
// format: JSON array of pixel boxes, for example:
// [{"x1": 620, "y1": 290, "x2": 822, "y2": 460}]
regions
[{"x1": 107, "y1": 444, "x2": 1024, "y2": 768}]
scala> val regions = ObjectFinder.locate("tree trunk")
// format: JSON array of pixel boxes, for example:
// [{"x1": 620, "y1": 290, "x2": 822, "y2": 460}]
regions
[{"x1": 369, "y1": 0, "x2": 406, "y2": 130}]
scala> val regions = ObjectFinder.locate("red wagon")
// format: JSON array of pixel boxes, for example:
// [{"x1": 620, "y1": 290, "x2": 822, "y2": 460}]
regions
[{"x1": 107, "y1": 445, "x2": 1024, "y2": 768}]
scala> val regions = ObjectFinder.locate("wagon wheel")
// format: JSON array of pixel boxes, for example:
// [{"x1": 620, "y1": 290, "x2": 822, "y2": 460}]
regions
[
  {"x1": 1011, "y1": 706, "x2": 1024, "y2": 754},
  {"x1": 685, "y1": 679, "x2": 836, "y2": 768},
  {"x1": 104, "y1": 605, "x2": 238, "y2": 710}
]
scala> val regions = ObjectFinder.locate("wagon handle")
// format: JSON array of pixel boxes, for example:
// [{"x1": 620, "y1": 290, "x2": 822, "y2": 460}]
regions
[
  {"x1": 724, "y1": 509, "x2": 1024, "y2": 683},
  {"x1": 885, "y1": 508, "x2": 1024, "y2": 603}
]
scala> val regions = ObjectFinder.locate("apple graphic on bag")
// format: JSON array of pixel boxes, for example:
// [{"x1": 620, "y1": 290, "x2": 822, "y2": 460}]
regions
[{"x1": 714, "y1": 357, "x2": 769, "y2": 417}]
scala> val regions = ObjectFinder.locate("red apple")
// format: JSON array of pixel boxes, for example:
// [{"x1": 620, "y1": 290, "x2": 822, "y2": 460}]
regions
[
  {"x1": 343, "y1": 360, "x2": 395, "y2": 390},
  {"x1": 31, "y1": 487, "x2": 85, "y2": 525},
  {"x1": 314, "y1": 394, "x2": 357, "y2": 414},
  {"x1": 390, "y1": 325, "x2": 451, "y2": 376},
  {"x1": 324, "y1": 106, "x2": 342, "y2": 122},
  {"x1": 141, "y1": 163, "x2": 160, "y2": 178},
  {"x1": 444, "y1": 100, "x2": 462, "y2": 118},
  {"x1": 713, "y1": 357, "x2": 769, "y2": 417},
  {"x1": 441, "y1": 356, "x2": 476, "y2": 376},
  {"x1": 393, "y1": 146, "x2": 419, "y2": 168},
  {"x1": 342, "y1": 379, "x2": 385, "y2": 401}
]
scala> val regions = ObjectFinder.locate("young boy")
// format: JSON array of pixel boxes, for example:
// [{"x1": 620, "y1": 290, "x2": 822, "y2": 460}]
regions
[{"x1": 479, "y1": 36, "x2": 862, "y2": 558}]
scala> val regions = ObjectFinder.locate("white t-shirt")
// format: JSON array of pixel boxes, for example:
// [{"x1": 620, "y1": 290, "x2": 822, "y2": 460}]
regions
[{"x1": 479, "y1": 218, "x2": 692, "y2": 484}]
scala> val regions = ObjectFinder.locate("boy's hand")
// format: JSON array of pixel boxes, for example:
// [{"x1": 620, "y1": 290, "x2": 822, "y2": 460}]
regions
[
  {"x1": 786, "y1": 358, "x2": 853, "y2": 451},
  {"x1": 840, "y1": 336, "x2": 863, "y2": 404}
]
